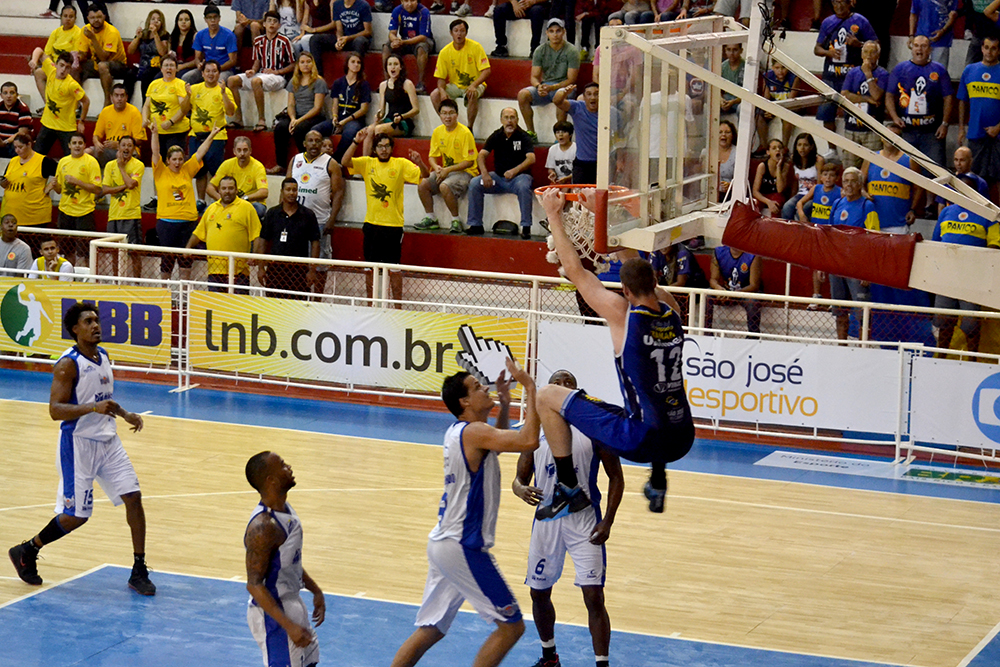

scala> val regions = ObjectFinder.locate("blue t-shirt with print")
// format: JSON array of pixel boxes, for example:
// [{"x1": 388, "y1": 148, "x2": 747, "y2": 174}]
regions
[
  {"x1": 334, "y1": 0, "x2": 373, "y2": 37},
  {"x1": 957, "y1": 61, "x2": 1000, "y2": 140},
  {"x1": 911, "y1": 0, "x2": 958, "y2": 48},
  {"x1": 842, "y1": 65, "x2": 889, "y2": 131},
  {"x1": 816, "y1": 12, "x2": 878, "y2": 82},
  {"x1": 888, "y1": 59, "x2": 953, "y2": 131},
  {"x1": 388, "y1": 4, "x2": 431, "y2": 40}
]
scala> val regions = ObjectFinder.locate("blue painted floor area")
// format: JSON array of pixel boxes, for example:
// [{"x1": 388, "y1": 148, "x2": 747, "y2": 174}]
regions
[
  {"x1": 0, "y1": 566, "x2": 903, "y2": 667},
  {"x1": 4, "y1": 368, "x2": 1000, "y2": 505}
]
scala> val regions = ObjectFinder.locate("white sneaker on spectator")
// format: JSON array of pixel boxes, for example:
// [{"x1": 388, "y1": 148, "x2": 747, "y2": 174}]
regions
[
  {"x1": 806, "y1": 294, "x2": 822, "y2": 311},
  {"x1": 430, "y1": 1, "x2": 446, "y2": 12},
  {"x1": 484, "y1": 3, "x2": 495, "y2": 17},
  {"x1": 39, "y1": 10, "x2": 58, "y2": 18},
  {"x1": 455, "y1": 2, "x2": 472, "y2": 16}
]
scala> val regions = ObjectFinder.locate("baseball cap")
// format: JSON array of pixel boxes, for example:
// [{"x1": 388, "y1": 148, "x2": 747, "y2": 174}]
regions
[{"x1": 545, "y1": 18, "x2": 565, "y2": 29}]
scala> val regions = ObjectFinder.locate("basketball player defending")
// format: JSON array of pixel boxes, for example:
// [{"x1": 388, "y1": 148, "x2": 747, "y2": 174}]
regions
[
  {"x1": 244, "y1": 451, "x2": 325, "y2": 667},
  {"x1": 513, "y1": 370, "x2": 623, "y2": 667},
  {"x1": 535, "y1": 188, "x2": 695, "y2": 516},
  {"x1": 390, "y1": 357, "x2": 539, "y2": 667},
  {"x1": 7, "y1": 302, "x2": 154, "y2": 594}
]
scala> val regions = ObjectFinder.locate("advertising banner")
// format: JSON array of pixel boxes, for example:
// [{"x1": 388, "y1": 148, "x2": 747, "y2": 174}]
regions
[
  {"x1": 538, "y1": 320, "x2": 901, "y2": 433},
  {"x1": 187, "y1": 292, "x2": 529, "y2": 393},
  {"x1": 910, "y1": 356, "x2": 1000, "y2": 448},
  {"x1": 0, "y1": 279, "x2": 172, "y2": 365}
]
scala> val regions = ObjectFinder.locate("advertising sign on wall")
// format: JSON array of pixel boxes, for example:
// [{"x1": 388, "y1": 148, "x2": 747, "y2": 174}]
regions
[
  {"x1": 187, "y1": 292, "x2": 529, "y2": 393},
  {"x1": 0, "y1": 279, "x2": 172, "y2": 365},
  {"x1": 910, "y1": 356, "x2": 1000, "y2": 448}
]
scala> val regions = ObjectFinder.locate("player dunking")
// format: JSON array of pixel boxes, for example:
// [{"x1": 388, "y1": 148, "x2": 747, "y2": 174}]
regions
[
  {"x1": 7, "y1": 302, "x2": 154, "y2": 594},
  {"x1": 535, "y1": 189, "x2": 695, "y2": 516},
  {"x1": 244, "y1": 451, "x2": 325, "y2": 667},
  {"x1": 390, "y1": 358, "x2": 539, "y2": 667},
  {"x1": 513, "y1": 370, "x2": 624, "y2": 667}
]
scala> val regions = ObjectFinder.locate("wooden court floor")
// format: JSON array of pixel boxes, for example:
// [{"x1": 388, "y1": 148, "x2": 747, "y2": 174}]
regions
[{"x1": 2, "y1": 399, "x2": 999, "y2": 667}]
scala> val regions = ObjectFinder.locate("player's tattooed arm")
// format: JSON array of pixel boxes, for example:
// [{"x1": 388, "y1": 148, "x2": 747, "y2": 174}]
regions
[
  {"x1": 301, "y1": 569, "x2": 326, "y2": 626},
  {"x1": 246, "y1": 515, "x2": 312, "y2": 647}
]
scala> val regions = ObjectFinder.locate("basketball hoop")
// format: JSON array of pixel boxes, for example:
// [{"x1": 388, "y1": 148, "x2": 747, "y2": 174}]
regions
[{"x1": 534, "y1": 184, "x2": 641, "y2": 276}]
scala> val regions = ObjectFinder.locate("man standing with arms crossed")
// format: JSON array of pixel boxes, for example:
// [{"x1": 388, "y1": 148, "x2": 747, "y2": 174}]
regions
[
  {"x1": 389, "y1": 357, "x2": 539, "y2": 667},
  {"x1": 535, "y1": 188, "x2": 695, "y2": 515},
  {"x1": 8, "y1": 302, "x2": 154, "y2": 595},
  {"x1": 244, "y1": 451, "x2": 325, "y2": 667},
  {"x1": 513, "y1": 369, "x2": 623, "y2": 667}
]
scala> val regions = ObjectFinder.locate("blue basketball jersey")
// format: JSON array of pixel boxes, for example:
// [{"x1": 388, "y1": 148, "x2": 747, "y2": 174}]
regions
[
  {"x1": 616, "y1": 302, "x2": 689, "y2": 430},
  {"x1": 810, "y1": 184, "x2": 842, "y2": 224},
  {"x1": 867, "y1": 154, "x2": 912, "y2": 227}
]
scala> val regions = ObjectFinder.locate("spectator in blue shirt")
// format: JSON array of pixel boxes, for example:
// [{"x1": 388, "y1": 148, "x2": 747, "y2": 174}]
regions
[
  {"x1": 232, "y1": 0, "x2": 269, "y2": 47},
  {"x1": 309, "y1": 0, "x2": 373, "y2": 76},
  {"x1": 828, "y1": 167, "x2": 877, "y2": 340},
  {"x1": 909, "y1": 0, "x2": 958, "y2": 68},
  {"x1": 814, "y1": 0, "x2": 878, "y2": 132},
  {"x1": 383, "y1": 0, "x2": 435, "y2": 95},
  {"x1": 186, "y1": 4, "x2": 238, "y2": 84},
  {"x1": 958, "y1": 35, "x2": 1000, "y2": 200},
  {"x1": 554, "y1": 82, "x2": 599, "y2": 184},
  {"x1": 931, "y1": 172, "x2": 999, "y2": 352},
  {"x1": 841, "y1": 41, "x2": 889, "y2": 171},
  {"x1": 887, "y1": 35, "x2": 953, "y2": 214}
]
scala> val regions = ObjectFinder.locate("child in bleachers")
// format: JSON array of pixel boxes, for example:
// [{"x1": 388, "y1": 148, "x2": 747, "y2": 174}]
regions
[
  {"x1": 756, "y1": 59, "x2": 797, "y2": 152},
  {"x1": 752, "y1": 138, "x2": 791, "y2": 218},
  {"x1": 546, "y1": 121, "x2": 575, "y2": 184},
  {"x1": 795, "y1": 161, "x2": 841, "y2": 307},
  {"x1": 782, "y1": 133, "x2": 824, "y2": 219}
]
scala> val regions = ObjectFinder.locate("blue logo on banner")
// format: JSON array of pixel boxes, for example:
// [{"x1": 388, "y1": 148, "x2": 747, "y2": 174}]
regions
[{"x1": 972, "y1": 373, "x2": 1000, "y2": 443}]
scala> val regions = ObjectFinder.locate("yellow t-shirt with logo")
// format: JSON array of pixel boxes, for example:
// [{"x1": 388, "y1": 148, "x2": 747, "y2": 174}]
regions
[
  {"x1": 429, "y1": 123, "x2": 479, "y2": 176},
  {"x1": 146, "y1": 77, "x2": 191, "y2": 135},
  {"x1": 154, "y1": 157, "x2": 202, "y2": 222},
  {"x1": 189, "y1": 83, "x2": 234, "y2": 140},
  {"x1": 210, "y1": 157, "x2": 268, "y2": 198},
  {"x1": 103, "y1": 157, "x2": 146, "y2": 221},
  {"x1": 0, "y1": 153, "x2": 56, "y2": 226},
  {"x1": 94, "y1": 103, "x2": 147, "y2": 143},
  {"x1": 348, "y1": 156, "x2": 423, "y2": 228},
  {"x1": 44, "y1": 25, "x2": 86, "y2": 60},
  {"x1": 41, "y1": 59, "x2": 86, "y2": 133},
  {"x1": 433, "y1": 39, "x2": 489, "y2": 91},
  {"x1": 56, "y1": 153, "x2": 101, "y2": 217},
  {"x1": 80, "y1": 22, "x2": 127, "y2": 64},
  {"x1": 192, "y1": 198, "x2": 261, "y2": 275}
]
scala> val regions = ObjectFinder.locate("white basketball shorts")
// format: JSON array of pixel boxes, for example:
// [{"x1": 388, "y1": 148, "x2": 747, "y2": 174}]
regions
[
  {"x1": 55, "y1": 433, "x2": 140, "y2": 518},
  {"x1": 414, "y1": 538, "x2": 522, "y2": 633},
  {"x1": 248, "y1": 596, "x2": 320, "y2": 667},
  {"x1": 525, "y1": 506, "x2": 606, "y2": 590}
]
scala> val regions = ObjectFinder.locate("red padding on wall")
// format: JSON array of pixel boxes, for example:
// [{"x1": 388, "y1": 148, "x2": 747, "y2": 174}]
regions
[{"x1": 721, "y1": 201, "x2": 920, "y2": 290}]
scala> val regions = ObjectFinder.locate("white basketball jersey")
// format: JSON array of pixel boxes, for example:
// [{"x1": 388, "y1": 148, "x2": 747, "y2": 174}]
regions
[
  {"x1": 291, "y1": 152, "x2": 332, "y2": 226},
  {"x1": 429, "y1": 421, "x2": 501, "y2": 551},
  {"x1": 246, "y1": 502, "x2": 304, "y2": 605},
  {"x1": 59, "y1": 346, "x2": 116, "y2": 440},
  {"x1": 533, "y1": 426, "x2": 601, "y2": 507}
]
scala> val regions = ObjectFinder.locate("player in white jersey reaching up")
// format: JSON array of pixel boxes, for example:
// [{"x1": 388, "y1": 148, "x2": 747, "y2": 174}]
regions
[
  {"x1": 390, "y1": 357, "x2": 539, "y2": 667},
  {"x1": 244, "y1": 451, "x2": 325, "y2": 667},
  {"x1": 513, "y1": 369, "x2": 623, "y2": 667},
  {"x1": 8, "y1": 302, "x2": 153, "y2": 595}
]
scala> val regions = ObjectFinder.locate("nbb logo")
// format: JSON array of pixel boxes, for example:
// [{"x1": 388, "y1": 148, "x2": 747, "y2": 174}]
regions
[
  {"x1": 60, "y1": 299, "x2": 163, "y2": 347},
  {"x1": 972, "y1": 373, "x2": 1000, "y2": 444}
]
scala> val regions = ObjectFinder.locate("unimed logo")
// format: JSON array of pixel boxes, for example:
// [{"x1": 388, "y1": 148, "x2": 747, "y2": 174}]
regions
[{"x1": 972, "y1": 373, "x2": 1000, "y2": 444}]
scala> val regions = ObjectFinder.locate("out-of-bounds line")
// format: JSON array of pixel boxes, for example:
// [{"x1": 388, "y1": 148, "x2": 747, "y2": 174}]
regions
[
  {"x1": 83, "y1": 564, "x2": 925, "y2": 667},
  {"x1": 957, "y1": 617, "x2": 1000, "y2": 667},
  {"x1": 0, "y1": 563, "x2": 110, "y2": 610}
]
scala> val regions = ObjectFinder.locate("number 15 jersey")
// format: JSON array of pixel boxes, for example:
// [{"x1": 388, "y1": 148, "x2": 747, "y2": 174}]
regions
[{"x1": 616, "y1": 302, "x2": 690, "y2": 429}]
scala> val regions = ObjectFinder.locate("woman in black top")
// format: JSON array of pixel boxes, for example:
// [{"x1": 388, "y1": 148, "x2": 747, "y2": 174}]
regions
[
  {"x1": 363, "y1": 54, "x2": 418, "y2": 156},
  {"x1": 129, "y1": 9, "x2": 171, "y2": 100}
]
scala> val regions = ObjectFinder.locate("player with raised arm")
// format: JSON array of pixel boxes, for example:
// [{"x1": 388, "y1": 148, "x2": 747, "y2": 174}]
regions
[
  {"x1": 390, "y1": 356, "x2": 539, "y2": 667},
  {"x1": 244, "y1": 451, "x2": 325, "y2": 667},
  {"x1": 535, "y1": 188, "x2": 695, "y2": 515},
  {"x1": 8, "y1": 302, "x2": 153, "y2": 594},
  {"x1": 513, "y1": 369, "x2": 623, "y2": 667}
]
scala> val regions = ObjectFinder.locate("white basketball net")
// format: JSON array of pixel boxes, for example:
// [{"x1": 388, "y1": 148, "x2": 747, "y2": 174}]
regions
[{"x1": 544, "y1": 199, "x2": 611, "y2": 277}]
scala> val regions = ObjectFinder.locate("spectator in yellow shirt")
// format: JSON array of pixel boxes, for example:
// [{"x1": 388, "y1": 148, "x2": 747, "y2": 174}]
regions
[
  {"x1": 151, "y1": 121, "x2": 222, "y2": 281},
  {"x1": 90, "y1": 83, "x2": 147, "y2": 167},
  {"x1": 186, "y1": 176, "x2": 262, "y2": 293},
  {"x1": 101, "y1": 136, "x2": 146, "y2": 277},
  {"x1": 342, "y1": 126, "x2": 429, "y2": 304},
  {"x1": 142, "y1": 56, "x2": 191, "y2": 160},
  {"x1": 53, "y1": 133, "x2": 102, "y2": 267},
  {"x1": 431, "y1": 19, "x2": 490, "y2": 132},
  {"x1": 26, "y1": 51, "x2": 89, "y2": 156},
  {"x1": 416, "y1": 99, "x2": 478, "y2": 233},
  {"x1": 79, "y1": 8, "x2": 135, "y2": 108},
  {"x1": 208, "y1": 137, "x2": 269, "y2": 220},
  {"x1": 187, "y1": 60, "x2": 236, "y2": 212},
  {"x1": 32, "y1": 7, "x2": 85, "y2": 109},
  {"x1": 0, "y1": 134, "x2": 58, "y2": 244}
]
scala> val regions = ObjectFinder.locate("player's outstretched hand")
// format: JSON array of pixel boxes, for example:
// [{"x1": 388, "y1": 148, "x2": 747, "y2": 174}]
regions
[
  {"x1": 287, "y1": 623, "x2": 313, "y2": 648},
  {"x1": 577, "y1": 188, "x2": 598, "y2": 213},
  {"x1": 513, "y1": 479, "x2": 543, "y2": 506},
  {"x1": 312, "y1": 592, "x2": 326, "y2": 626},
  {"x1": 590, "y1": 518, "x2": 612, "y2": 545},
  {"x1": 541, "y1": 186, "x2": 565, "y2": 220},
  {"x1": 495, "y1": 369, "x2": 511, "y2": 404},
  {"x1": 123, "y1": 411, "x2": 144, "y2": 433},
  {"x1": 504, "y1": 356, "x2": 534, "y2": 391}
]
